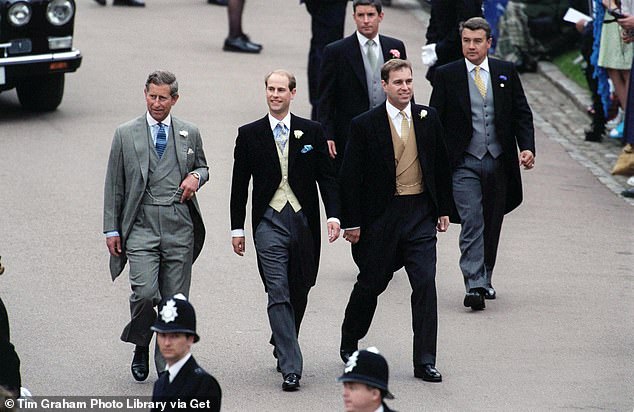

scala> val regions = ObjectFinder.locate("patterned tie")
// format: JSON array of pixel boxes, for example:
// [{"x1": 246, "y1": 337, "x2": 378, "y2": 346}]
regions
[
  {"x1": 156, "y1": 123, "x2": 167, "y2": 158},
  {"x1": 399, "y1": 111, "x2": 409, "y2": 144},
  {"x1": 366, "y1": 39, "x2": 378, "y2": 71},
  {"x1": 274, "y1": 122, "x2": 288, "y2": 152},
  {"x1": 474, "y1": 66, "x2": 487, "y2": 98}
]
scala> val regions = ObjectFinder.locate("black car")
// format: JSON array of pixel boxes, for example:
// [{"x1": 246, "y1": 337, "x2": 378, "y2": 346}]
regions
[{"x1": 0, "y1": 0, "x2": 82, "y2": 111}]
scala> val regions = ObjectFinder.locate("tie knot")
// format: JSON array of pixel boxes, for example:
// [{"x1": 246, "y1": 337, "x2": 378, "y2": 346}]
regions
[
  {"x1": 399, "y1": 110, "x2": 407, "y2": 119},
  {"x1": 475, "y1": 66, "x2": 480, "y2": 74},
  {"x1": 367, "y1": 39, "x2": 376, "y2": 47}
]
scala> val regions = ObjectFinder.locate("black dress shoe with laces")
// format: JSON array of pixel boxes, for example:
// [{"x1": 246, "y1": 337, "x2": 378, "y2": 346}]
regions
[
  {"x1": 464, "y1": 289, "x2": 485, "y2": 310},
  {"x1": 484, "y1": 286, "x2": 496, "y2": 300},
  {"x1": 414, "y1": 364, "x2": 442, "y2": 382},
  {"x1": 282, "y1": 373, "x2": 300, "y2": 391},
  {"x1": 131, "y1": 346, "x2": 149, "y2": 381},
  {"x1": 340, "y1": 348, "x2": 357, "y2": 363},
  {"x1": 93, "y1": 0, "x2": 106, "y2": 5},
  {"x1": 223, "y1": 35, "x2": 262, "y2": 53},
  {"x1": 113, "y1": 0, "x2": 145, "y2": 6}
]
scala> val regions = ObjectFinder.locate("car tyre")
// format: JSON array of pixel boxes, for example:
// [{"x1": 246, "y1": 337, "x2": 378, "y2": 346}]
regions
[{"x1": 17, "y1": 73, "x2": 65, "y2": 112}]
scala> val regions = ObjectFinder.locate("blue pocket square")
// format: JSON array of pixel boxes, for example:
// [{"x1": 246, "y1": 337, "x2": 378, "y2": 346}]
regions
[{"x1": 301, "y1": 145, "x2": 313, "y2": 153}]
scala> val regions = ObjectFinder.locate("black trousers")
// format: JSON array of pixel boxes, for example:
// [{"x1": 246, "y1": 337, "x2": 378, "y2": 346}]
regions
[
  {"x1": 341, "y1": 193, "x2": 439, "y2": 366},
  {"x1": 305, "y1": 0, "x2": 347, "y2": 120}
]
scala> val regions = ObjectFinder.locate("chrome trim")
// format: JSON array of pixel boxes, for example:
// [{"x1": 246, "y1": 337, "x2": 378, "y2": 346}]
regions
[{"x1": 0, "y1": 49, "x2": 81, "y2": 66}]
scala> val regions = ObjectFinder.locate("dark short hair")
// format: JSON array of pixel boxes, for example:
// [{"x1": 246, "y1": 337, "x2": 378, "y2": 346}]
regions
[
  {"x1": 353, "y1": 0, "x2": 382, "y2": 13},
  {"x1": 145, "y1": 70, "x2": 178, "y2": 96},
  {"x1": 380, "y1": 59, "x2": 413, "y2": 82},
  {"x1": 459, "y1": 17, "x2": 492, "y2": 39},
  {"x1": 264, "y1": 69, "x2": 297, "y2": 91}
]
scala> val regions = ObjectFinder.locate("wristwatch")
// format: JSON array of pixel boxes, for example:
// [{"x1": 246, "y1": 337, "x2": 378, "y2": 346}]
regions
[{"x1": 189, "y1": 172, "x2": 200, "y2": 180}]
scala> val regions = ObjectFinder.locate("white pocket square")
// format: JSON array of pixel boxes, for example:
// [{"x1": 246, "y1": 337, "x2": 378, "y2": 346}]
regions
[{"x1": 187, "y1": 148, "x2": 195, "y2": 155}]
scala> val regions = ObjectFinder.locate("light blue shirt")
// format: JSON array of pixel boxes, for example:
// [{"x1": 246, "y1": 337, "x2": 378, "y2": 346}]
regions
[
  {"x1": 147, "y1": 112, "x2": 172, "y2": 145},
  {"x1": 465, "y1": 56, "x2": 490, "y2": 91}
]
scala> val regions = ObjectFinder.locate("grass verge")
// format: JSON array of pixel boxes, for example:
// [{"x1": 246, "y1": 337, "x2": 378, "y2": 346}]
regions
[{"x1": 552, "y1": 49, "x2": 589, "y2": 90}]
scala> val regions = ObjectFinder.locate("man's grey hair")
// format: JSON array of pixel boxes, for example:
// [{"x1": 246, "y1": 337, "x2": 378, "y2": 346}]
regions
[
  {"x1": 145, "y1": 70, "x2": 179, "y2": 96},
  {"x1": 459, "y1": 17, "x2": 492, "y2": 39}
]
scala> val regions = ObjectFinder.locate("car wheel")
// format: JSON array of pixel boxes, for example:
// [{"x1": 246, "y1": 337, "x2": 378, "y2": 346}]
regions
[{"x1": 16, "y1": 73, "x2": 65, "y2": 112}]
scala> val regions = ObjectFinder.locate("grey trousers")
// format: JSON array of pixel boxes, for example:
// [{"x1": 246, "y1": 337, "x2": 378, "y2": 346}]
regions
[
  {"x1": 122, "y1": 202, "x2": 194, "y2": 370},
  {"x1": 254, "y1": 205, "x2": 313, "y2": 378},
  {"x1": 453, "y1": 153, "x2": 507, "y2": 292}
]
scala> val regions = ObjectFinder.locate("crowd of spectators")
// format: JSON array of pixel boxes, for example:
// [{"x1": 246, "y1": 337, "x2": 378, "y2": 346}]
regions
[{"x1": 475, "y1": 0, "x2": 634, "y2": 194}]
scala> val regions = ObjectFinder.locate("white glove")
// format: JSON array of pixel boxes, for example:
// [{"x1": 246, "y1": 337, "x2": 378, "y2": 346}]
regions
[{"x1": 421, "y1": 43, "x2": 438, "y2": 66}]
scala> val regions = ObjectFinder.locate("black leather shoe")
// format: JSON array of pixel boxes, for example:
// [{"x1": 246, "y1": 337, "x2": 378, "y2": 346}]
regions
[
  {"x1": 240, "y1": 34, "x2": 262, "y2": 51},
  {"x1": 282, "y1": 373, "x2": 300, "y2": 391},
  {"x1": 484, "y1": 286, "x2": 496, "y2": 300},
  {"x1": 207, "y1": 0, "x2": 228, "y2": 4},
  {"x1": 414, "y1": 364, "x2": 442, "y2": 382},
  {"x1": 584, "y1": 129, "x2": 604, "y2": 142},
  {"x1": 131, "y1": 346, "x2": 149, "y2": 381},
  {"x1": 464, "y1": 289, "x2": 485, "y2": 310},
  {"x1": 223, "y1": 35, "x2": 262, "y2": 54},
  {"x1": 93, "y1": 0, "x2": 106, "y2": 5},
  {"x1": 340, "y1": 347, "x2": 357, "y2": 364},
  {"x1": 113, "y1": 0, "x2": 145, "y2": 6},
  {"x1": 622, "y1": 188, "x2": 634, "y2": 198}
]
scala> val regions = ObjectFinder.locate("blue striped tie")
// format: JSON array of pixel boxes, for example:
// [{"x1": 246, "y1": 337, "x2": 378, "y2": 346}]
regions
[{"x1": 156, "y1": 123, "x2": 167, "y2": 158}]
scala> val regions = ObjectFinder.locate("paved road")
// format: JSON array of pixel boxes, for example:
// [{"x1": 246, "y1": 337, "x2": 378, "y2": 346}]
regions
[{"x1": 0, "y1": 0, "x2": 632, "y2": 411}]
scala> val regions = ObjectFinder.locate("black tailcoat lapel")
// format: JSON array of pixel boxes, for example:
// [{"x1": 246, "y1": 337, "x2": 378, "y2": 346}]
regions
[{"x1": 344, "y1": 35, "x2": 369, "y2": 96}]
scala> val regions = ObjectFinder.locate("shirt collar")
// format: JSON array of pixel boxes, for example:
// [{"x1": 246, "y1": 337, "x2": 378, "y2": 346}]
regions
[
  {"x1": 147, "y1": 112, "x2": 172, "y2": 127},
  {"x1": 166, "y1": 352, "x2": 192, "y2": 383},
  {"x1": 385, "y1": 100, "x2": 411, "y2": 121},
  {"x1": 465, "y1": 56, "x2": 490, "y2": 74},
  {"x1": 268, "y1": 113, "x2": 291, "y2": 131},
  {"x1": 356, "y1": 31, "x2": 380, "y2": 48}
]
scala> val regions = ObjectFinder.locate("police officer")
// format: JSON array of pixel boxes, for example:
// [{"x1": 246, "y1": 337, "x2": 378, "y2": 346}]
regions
[
  {"x1": 151, "y1": 295, "x2": 221, "y2": 412},
  {"x1": 337, "y1": 348, "x2": 396, "y2": 412}
]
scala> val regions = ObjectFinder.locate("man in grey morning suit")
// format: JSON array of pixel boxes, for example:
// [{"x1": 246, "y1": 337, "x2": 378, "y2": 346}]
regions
[
  {"x1": 103, "y1": 70, "x2": 209, "y2": 382},
  {"x1": 429, "y1": 18, "x2": 535, "y2": 310},
  {"x1": 230, "y1": 70, "x2": 340, "y2": 391}
]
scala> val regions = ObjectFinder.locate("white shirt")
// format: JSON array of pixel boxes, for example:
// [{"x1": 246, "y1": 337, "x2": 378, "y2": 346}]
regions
[
  {"x1": 268, "y1": 112, "x2": 292, "y2": 133},
  {"x1": 385, "y1": 100, "x2": 411, "y2": 139},
  {"x1": 465, "y1": 56, "x2": 490, "y2": 91},
  {"x1": 356, "y1": 31, "x2": 381, "y2": 63},
  {"x1": 146, "y1": 112, "x2": 172, "y2": 145},
  {"x1": 165, "y1": 352, "x2": 192, "y2": 383}
]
